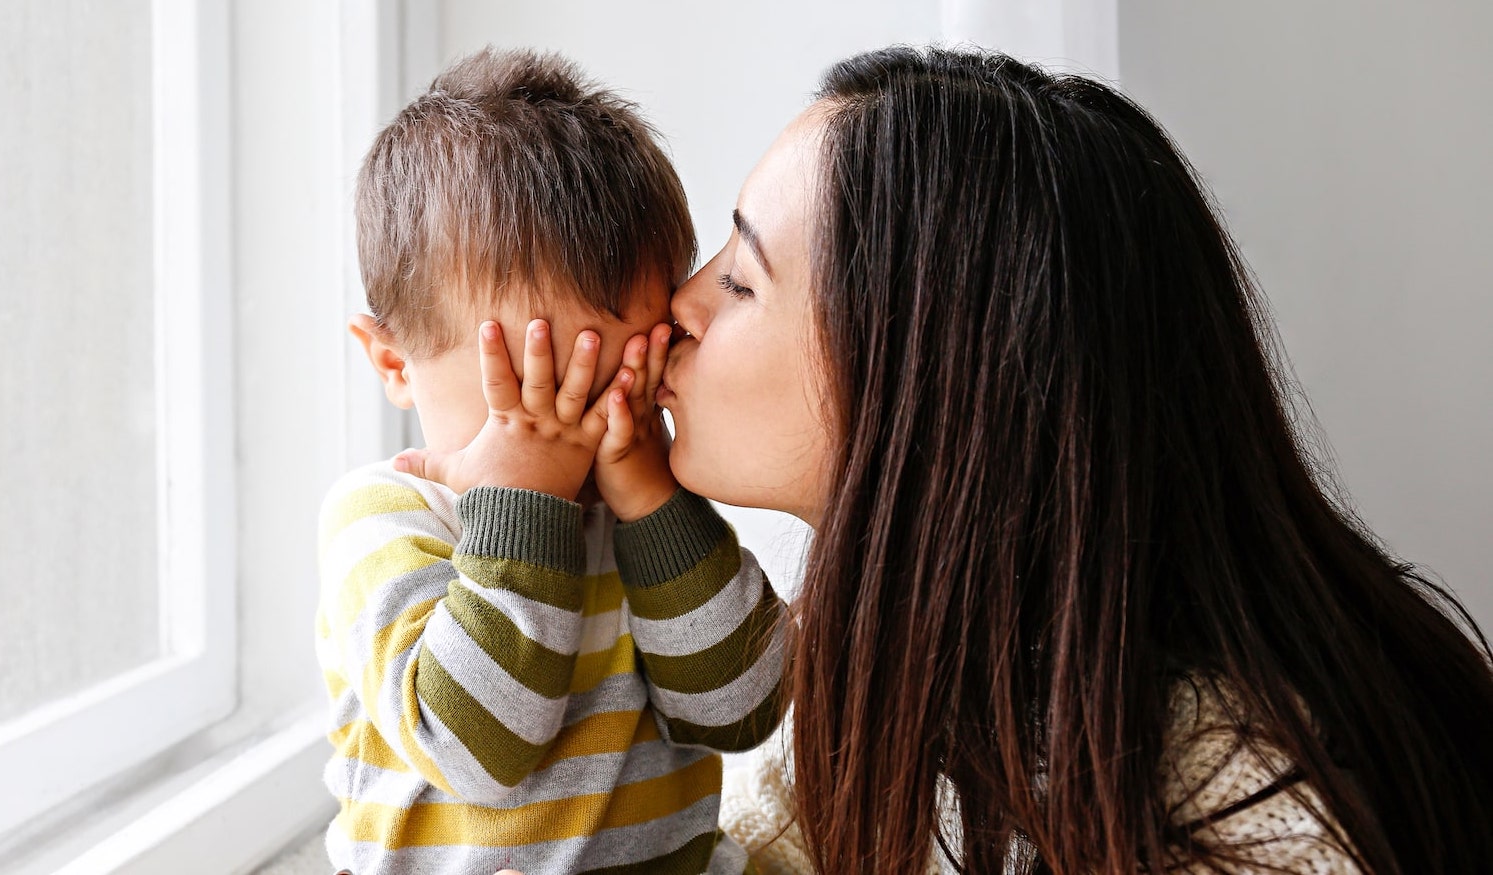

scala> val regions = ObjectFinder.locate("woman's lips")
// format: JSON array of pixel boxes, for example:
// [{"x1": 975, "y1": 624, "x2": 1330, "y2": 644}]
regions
[{"x1": 656, "y1": 377, "x2": 675, "y2": 405}]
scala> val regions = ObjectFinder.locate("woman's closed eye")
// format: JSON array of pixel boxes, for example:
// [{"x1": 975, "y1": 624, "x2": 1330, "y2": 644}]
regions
[{"x1": 716, "y1": 272, "x2": 755, "y2": 299}]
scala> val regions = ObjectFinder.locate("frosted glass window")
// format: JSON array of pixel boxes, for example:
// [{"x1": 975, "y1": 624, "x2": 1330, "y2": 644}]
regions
[{"x1": 0, "y1": 1, "x2": 158, "y2": 721}]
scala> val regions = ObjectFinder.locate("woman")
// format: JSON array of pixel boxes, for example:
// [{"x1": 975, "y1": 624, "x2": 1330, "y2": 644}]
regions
[{"x1": 658, "y1": 47, "x2": 1493, "y2": 874}]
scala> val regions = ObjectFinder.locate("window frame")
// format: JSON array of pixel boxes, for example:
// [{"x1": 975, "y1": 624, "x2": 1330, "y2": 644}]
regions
[{"x1": 0, "y1": 0, "x2": 235, "y2": 838}]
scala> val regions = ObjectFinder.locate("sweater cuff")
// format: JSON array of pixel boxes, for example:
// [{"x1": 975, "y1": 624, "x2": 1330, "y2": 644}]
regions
[
  {"x1": 612, "y1": 489, "x2": 731, "y2": 588},
  {"x1": 455, "y1": 487, "x2": 585, "y2": 575}
]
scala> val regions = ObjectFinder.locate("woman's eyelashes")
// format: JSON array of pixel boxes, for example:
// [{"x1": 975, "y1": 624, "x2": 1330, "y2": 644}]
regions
[{"x1": 716, "y1": 272, "x2": 755, "y2": 299}]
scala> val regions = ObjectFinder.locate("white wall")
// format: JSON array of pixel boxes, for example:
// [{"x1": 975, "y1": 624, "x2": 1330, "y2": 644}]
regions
[{"x1": 1119, "y1": 0, "x2": 1493, "y2": 634}]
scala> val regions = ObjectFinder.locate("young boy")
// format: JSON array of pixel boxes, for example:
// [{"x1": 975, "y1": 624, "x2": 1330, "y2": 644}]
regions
[{"x1": 317, "y1": 48, "x2": 786, "y2": 874}]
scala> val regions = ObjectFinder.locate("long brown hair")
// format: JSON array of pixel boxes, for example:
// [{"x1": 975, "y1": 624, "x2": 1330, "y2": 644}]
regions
[{"x1": 792, "y1": 46, "x2": 1493, "y2": 874}]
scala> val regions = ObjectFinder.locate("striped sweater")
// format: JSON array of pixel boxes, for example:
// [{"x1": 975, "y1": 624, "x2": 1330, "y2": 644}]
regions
[{"x1": 316, "y1": 460, "x2": 787, "y2": 874}]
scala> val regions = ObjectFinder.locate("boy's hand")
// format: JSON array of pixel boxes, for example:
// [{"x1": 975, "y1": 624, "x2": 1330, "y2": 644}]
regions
[
  {"x1": 594, "y1": 322, "x2": 679, "y2": 521},
  {"x1": 393, "y1": 319, "x2": 620, "y2": 498}
]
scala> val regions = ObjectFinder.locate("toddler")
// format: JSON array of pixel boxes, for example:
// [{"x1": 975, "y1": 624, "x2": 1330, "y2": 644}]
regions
[{"x1": 316, "y1": 47, "x2": 786, "y2": 874}]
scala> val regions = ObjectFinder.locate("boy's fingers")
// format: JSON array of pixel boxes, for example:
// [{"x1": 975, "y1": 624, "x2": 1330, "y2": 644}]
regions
[
  {"x1": 555, "y1": 331, "x2": 599, "y2": 423},
  {"x1": 643, "y1": 322, "x2": 671, "y2": 408},
  {"x1": 393, "y1": 448, "x2": 442, "y2": 485},
  {"x1": 520, "y1": 319, "x2": 556, "y2": 414},
  {"x1": 614, "y1": 368, "x2": 640, "y2": 425},
  {"x1": 479, "y1": 322, "x2": 522, "y2": 411},
  {"x1": 596, "y1": 387, "x2": 635, "y2": 461},
  {"x1": 622, "y1": 334, "x2": 649, "y2": 418},
  {"x1": 583, "y1": 369, "x2": 631, "y2": 444}
]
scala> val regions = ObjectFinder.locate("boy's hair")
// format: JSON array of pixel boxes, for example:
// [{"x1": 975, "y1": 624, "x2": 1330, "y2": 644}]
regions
[{"x1": 355, "y1": 47, "x2": 696, "y2": 358}]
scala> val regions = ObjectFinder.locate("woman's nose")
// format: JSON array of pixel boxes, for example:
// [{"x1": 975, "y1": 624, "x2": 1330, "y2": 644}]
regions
[{"x1": 669, "y1": 268, "x2": 710, "y2": 338}]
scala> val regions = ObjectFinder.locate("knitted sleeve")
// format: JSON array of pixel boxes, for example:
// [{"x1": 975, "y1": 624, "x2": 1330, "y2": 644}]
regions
[
  {"x1": 317, "y1": 463, "x2": 587, "y2": 804},
  {"x1": 612, "y1": 489, "x2": 788, "y2": 752}
]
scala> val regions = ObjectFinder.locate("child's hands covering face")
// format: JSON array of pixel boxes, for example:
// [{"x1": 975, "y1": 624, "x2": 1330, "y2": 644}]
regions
[
  {"x1": 592, "y1": 322, "x2": 679, "y2": 521},
  {"x1": 392, "y1": 319, "x2": 628, "y2": 498}
]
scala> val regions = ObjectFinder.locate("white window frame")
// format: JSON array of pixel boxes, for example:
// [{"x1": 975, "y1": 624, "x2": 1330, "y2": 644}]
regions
[{"x1": 0, "y1": 0, "x2": 235, "y2": 838}]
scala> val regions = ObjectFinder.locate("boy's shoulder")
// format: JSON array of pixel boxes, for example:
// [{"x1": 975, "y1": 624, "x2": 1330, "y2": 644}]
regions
[{"x1": 318, "y1": 457, "x2": 460, "y2": 543}]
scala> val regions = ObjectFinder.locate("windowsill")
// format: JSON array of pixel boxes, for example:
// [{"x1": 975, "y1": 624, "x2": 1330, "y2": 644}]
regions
[{"x1": 4, "y1": 705, "x2": 333, "y2": 875}]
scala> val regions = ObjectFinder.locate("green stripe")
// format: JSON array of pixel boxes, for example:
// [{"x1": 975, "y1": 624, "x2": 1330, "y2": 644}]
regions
[
  {"x1": 452, "y1": 554, "x2": 584, "y2": 612},
  {"x1": 415, "y1": 646, "x2": 547, "y2": 786},
  {"x1": 612, "y1": 490, "x2": 731, "y2": 586},
  {"x1": 455, "y1": 486, "x2": 586, "y2": 574},
  {"x1": 641, "y1": 589, "x2": 784, "y2": 694},
  {"x1": 663, "y1": 684, "x2": 785, "y2": 753},
  {"x1": 623, "y1": 540, "x2": 741, "y2": 621},
  {"x1": 443, "y1": 583, "x2": 576, "y2": 699},
  {"x1": 579, "y1": 830, "x2": 719, "y2": 875}
]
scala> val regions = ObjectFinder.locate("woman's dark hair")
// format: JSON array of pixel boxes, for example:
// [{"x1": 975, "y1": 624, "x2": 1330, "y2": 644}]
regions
[{"x1": 793, "y1": 45, "x2": 1493, "y2": 874}]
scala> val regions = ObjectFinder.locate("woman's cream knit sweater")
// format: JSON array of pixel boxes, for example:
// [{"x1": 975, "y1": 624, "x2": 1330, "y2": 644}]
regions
[{"x1": 719, "y1": 680, "x2": 1362, "y2": 874}]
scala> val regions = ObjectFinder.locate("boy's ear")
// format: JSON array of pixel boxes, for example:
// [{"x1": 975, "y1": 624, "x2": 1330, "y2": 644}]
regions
[{"x1": 348, "y1": 314, "x2": 414, "y2": 409}]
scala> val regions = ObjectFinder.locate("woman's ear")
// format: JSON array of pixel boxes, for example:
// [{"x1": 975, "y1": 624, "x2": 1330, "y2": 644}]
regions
[{"x1": 348, "y1": 313, "x2": 415, "y2": 409}]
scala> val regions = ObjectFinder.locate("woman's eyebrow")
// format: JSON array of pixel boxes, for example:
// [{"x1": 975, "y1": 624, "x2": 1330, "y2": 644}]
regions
[{"x1": 733, "y1": 209, "x2": 775, "y2": 280}]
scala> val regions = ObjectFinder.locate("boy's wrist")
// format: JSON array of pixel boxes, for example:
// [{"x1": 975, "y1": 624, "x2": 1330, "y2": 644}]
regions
[{"x1": 607, "y1": 476, "x2": 680, "y2": 523}]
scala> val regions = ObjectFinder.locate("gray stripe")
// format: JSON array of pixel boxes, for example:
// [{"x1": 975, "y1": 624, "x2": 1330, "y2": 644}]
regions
[
  {"x1": 327, "y1": 735, "x2": 715, "y2": 812},
  {"x1": 343, "y1": 559, "x2": 454, "y2": 667},
  {"x1": 325, "y1": 689, "x2": 360, "y2": 731},
  {"x1": 422, "y1": 602, "x2": 571, "y2": 746},
  {"x1": 467, "y1": 581, "x2": 589, "y2": 654},
  {"x1": 627, "y1": 555, "x2": 764, "y2": 657},
  {"x1": 561, "y1": 671, "x2": 650, "y2": 725},
  {"x1": 707, "y1": 832, "x2": 750, "y2": 874},
  {"x1": 571, "y1": 794, "x2": 726, "y2": 871},
  {"x1": 648, "y1": 624, "x2": 787, "y2": 726}
]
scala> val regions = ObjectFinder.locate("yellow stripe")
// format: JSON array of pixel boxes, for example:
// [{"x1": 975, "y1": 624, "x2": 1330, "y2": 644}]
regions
[
  {"x1": 323, "y1": 482, "x2": 433, "y2": 543},
  {"x1": 534, "y1": 709, "x2": 662, "y2": 770},
  {"x1": 322, "y1": 669, "x2": 349, "y2": 700},
  {"x1": 396, "y1": 650, "x2": 456, "y2": 795},
  {"x1": 334, "y1": 535, "x2": 453, "y2": 632},
  {"x1": 572, "y1": 633, "x2": 638, "y2": 693},
  {"x1": 353, "y1": 596, "x2": 455, "y2": 794},
  {"x1": 580, "y1": 571, "x2": 625, "y2": 617},
  {"x1": 330, "y1": 719, "x2": 410, "y2": 774},
  {"x1": 336, "y1": 754, "x2": 722, "y2": 848}
]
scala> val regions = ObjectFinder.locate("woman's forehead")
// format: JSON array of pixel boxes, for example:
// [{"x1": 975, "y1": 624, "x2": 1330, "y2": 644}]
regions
[{"x1": 736, "y1": 105, "x2": 829, "y2": 270}]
